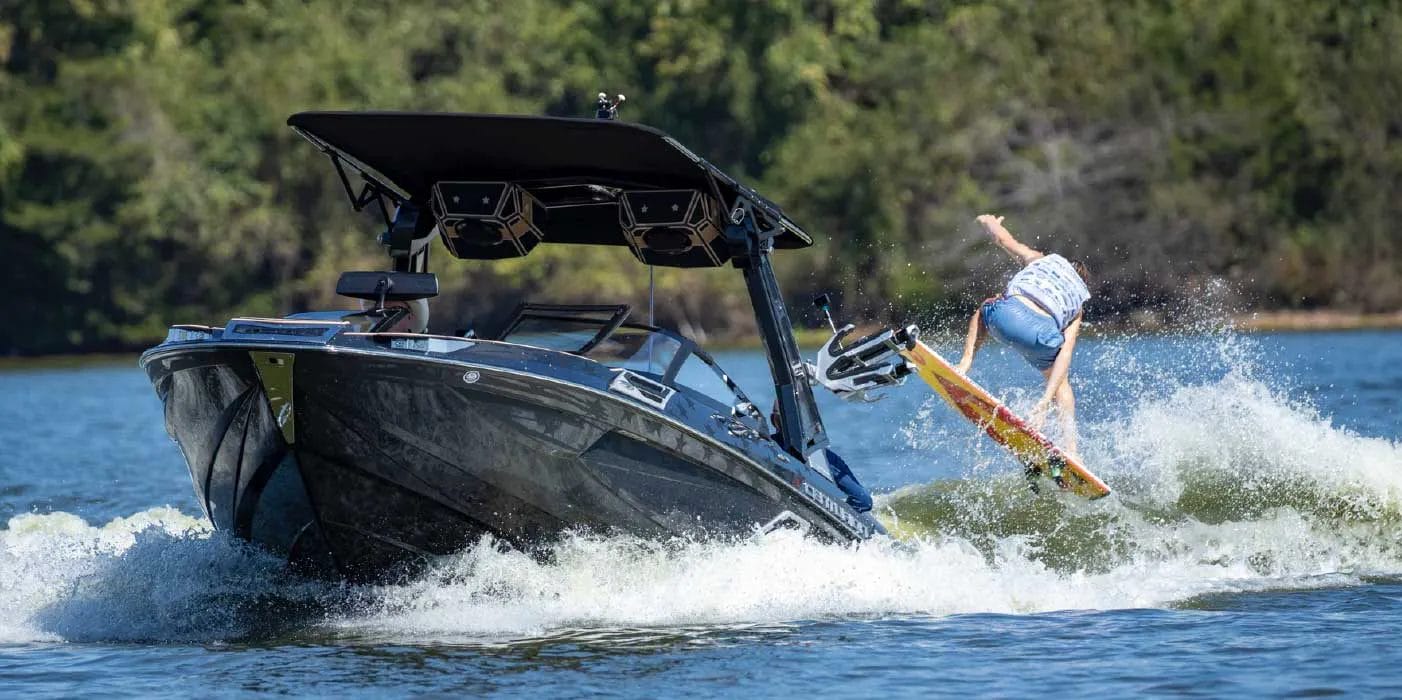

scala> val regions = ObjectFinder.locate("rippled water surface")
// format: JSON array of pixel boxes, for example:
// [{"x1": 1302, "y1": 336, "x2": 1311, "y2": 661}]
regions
[{"x1": 2, "y1": 330, "x2": 1400, "y2": 696}]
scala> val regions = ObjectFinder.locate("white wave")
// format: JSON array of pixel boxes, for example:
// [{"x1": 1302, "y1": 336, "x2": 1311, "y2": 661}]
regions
[
  {"x1": 0, "y1": 508, "x2": 322, "y2": 644},
  {"x1": 1092, "y1": 369, "x2": 1402, "y2": 513},
  {"x1": 340, "y1": 526, "x2": 1348, "y2": 645},
  {"x1": 0, "y1": 507, "x2": 1376, "y2": 646}
]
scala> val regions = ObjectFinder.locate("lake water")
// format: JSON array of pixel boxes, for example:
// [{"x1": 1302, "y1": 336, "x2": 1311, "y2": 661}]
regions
[{"x1": 2, "y1": 329, "x2": 1400, "y2": 696}]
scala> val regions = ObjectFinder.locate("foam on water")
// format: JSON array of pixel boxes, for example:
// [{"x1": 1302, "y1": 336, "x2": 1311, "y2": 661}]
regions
[
  {"x1": 0, "y1": 508, "x2": 328, "y2": 644},
  {"x1": 2, "y1": 332, "x2": 1399, "y2": 645}
]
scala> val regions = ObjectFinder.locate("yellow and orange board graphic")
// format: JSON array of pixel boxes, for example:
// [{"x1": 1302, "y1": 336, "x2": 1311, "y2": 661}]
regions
[{"x1": 898, "y1": 339, "x2": 1111, "y2": 499}]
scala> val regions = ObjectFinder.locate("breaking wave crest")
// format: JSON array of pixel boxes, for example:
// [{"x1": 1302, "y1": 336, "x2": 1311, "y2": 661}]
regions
[{"x1": 2, "y1": 332, "x2": 1399, "y2": 645}]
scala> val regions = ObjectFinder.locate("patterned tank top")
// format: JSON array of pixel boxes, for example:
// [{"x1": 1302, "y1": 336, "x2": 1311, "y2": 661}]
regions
[{"x1": 1005, "y1": 254, "x2": 1090, "y2": 330}]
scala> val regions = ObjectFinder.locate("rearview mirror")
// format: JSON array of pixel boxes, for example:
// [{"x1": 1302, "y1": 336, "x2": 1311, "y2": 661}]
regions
[{"x1": 335, "y1": 271, "x2": 439, "y2": 304}]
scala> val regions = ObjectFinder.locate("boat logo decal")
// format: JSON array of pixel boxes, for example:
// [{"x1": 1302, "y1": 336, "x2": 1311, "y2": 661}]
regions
[
  {"x1": 391, "y1": 337, "x2": 474, "y2": 354},
  {"x1": 801, "y1": 481, "x2": 873, "y2": 537},
  {"x1": 462, "y1": 370, "x2": 481, "y2": 384},
  {"x1": 392, "y1": 337, "x2": 430, "y2": 352}
]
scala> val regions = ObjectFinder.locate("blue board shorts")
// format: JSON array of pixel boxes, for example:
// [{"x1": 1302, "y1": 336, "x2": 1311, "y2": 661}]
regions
[{"x1": 981, "y1": 296, "x2": 1064, "y2": 371}]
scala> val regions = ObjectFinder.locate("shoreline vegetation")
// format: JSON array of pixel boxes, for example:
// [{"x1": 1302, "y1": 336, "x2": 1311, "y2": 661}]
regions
[
  {"x1": 5, "y1": 3, "x2": 1402, "y2": 356},
  {"x1": 3, "y1": 310, "x2": 1399, "y2": 369},
  {"x1": 1230, "y1": 311, "x2": 1402, "y2": 332}
]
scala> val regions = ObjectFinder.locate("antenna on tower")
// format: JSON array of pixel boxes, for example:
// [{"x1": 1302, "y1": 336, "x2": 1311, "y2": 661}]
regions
[{"x1": 595, "y1": 92, "x2": 626, "y2": 120}]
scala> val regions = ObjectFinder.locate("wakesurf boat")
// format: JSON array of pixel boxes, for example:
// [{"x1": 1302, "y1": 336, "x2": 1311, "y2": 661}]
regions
[{"x1": 141, "y1": 110, "x2": 905, "y2": 582}]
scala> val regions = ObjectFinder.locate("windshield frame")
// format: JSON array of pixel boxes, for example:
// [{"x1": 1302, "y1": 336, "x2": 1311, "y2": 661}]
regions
[
  {"x1": 495, "y1": 303, "x2": 756, "y2": 410},
  {"x1": 496, "y1": 303, "x2": 631, "y2": 355}
]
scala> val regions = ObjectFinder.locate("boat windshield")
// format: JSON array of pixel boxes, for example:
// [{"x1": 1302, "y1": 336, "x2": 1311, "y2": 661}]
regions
[
  {"x1": 500, "y1": 314, "x2": 682, "y2": 375},
  {"x1": 498, "y1": 306, "x2": 752, "y2": 409},
  {"x1": 586, "y1": 325, "x2": 683, "y2": 376}
]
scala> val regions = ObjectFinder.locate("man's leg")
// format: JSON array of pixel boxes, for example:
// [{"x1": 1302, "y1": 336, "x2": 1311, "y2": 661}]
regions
[
  {"x1": 955, "y1": 307, "x2": 987, "y2": 374},
  {"x1": 1039, "y1": 367, "x2": 1078, "y2": 457}
]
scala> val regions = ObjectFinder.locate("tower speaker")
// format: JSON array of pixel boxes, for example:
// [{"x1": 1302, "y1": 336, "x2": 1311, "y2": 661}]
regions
[
  {"x1": 432, "y1": 181, "x2": 545, "y2": 259},
  {"x1": 618, "y1": 189, "x2": 727, "y2": 267}
]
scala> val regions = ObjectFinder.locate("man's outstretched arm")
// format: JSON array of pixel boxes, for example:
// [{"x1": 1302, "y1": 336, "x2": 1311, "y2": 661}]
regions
[{"x1": 976, "y1": 214, "x2": 1044, "y2": 265}]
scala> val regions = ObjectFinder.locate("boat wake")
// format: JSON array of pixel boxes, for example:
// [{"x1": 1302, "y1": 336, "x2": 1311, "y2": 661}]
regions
[
  {"x1": 883, "y1": 368, "x2": 1402, "y2": 581},
  {"x1": 3, "y1": 337, "x2": 1399, "y2": 645}
]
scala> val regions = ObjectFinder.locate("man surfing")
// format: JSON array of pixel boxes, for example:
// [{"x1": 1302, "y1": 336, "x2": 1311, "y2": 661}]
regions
[
  {"x1": 806, "y1": 235, "x2": 1109, "y2": 498},
  {"x1": 954, "y1": 214, "x2": 1091, "y2": 457}
]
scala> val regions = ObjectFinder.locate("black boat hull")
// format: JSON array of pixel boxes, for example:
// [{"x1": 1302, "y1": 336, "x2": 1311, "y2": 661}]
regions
[{"x1": 144, "y1": 342, "x2": 875, "y2": 582}]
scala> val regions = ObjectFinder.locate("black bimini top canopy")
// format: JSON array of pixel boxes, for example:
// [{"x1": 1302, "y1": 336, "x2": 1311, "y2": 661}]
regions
[{"x1": 288, "y1": 111, "x2": 813, "y2": 267}]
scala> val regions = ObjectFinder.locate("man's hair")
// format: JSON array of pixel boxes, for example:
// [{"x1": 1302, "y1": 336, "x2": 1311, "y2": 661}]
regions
[{"x1": 1070, "y1": 259, "x2": 1092, "y2": 287}]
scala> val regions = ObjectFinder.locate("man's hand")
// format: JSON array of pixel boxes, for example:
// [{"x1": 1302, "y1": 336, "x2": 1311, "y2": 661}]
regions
[
  {"x1": 975, "y1": 214, "x2": 1006, "y2": 238},
  {"x1": 976, "y1": 213, "x2": 1043, "y2": 264}
]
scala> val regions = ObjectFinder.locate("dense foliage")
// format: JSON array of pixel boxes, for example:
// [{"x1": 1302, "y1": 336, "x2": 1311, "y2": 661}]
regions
[{"x1": 3, "y1": 0, "x2": 1399, "y2": 354}]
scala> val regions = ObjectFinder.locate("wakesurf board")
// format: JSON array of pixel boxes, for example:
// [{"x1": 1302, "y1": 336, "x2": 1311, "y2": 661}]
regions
[{"x1": 897, "y1": 335, "x2": 1111, "y2": 499}]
